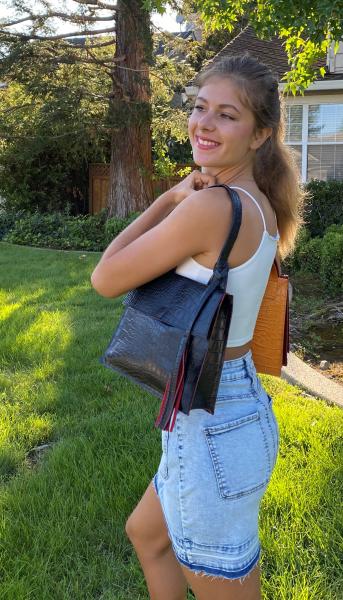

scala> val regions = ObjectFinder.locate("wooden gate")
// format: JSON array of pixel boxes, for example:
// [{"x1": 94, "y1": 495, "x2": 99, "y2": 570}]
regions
[
  {"x1": 89, "y1": 163, "x2": 194, "y2": 215},
  {"x1": 89, "y1": 163, "x2": 110, "y2": 215}
]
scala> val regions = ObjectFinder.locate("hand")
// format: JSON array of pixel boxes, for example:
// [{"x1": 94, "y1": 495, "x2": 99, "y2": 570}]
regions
[{"x1": 171, "y1": 170, "x2": 217, "y2": 206}]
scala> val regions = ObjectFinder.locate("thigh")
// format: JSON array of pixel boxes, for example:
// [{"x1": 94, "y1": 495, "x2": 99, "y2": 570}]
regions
[
  {"x1": 125, "y1": 481, "x2": 171, "y2": 554},
  {"x1": 180, "y1": 561, "x2": 261, "y2": 600}
]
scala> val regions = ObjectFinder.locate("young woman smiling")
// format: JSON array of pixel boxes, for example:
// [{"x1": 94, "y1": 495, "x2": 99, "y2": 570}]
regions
[{"x1": 91, "y1": 55, "x2": 305, "y2": 599}]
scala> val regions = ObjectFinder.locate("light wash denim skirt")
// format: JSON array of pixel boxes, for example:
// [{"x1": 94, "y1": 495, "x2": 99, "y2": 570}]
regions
[{"x1": 152, "y1": 348, "x2": 280, "y2": 582}]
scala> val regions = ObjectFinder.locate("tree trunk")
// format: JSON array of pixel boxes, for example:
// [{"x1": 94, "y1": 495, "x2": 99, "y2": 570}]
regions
[{"x1": 107, "y1": 0, "x2": 154, "y2": 218}]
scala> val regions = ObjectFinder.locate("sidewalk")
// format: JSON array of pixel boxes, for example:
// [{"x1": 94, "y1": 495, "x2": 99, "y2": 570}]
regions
[{"x1": 281, "y1": 352, "x2": 343, "y2": 408}]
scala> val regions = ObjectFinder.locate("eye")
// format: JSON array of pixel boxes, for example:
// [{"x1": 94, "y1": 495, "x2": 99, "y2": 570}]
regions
[
  {"x1": 194, "y1": 105, "x2": 204, "y2": 111},
  {"x1": 221, "y1": 114, "x2": 235, "y2": 120}
]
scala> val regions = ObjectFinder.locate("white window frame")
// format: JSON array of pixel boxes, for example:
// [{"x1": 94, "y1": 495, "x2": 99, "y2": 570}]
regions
[{"x1": 283, "y1": 94, "x2": 343, "y2": 182}]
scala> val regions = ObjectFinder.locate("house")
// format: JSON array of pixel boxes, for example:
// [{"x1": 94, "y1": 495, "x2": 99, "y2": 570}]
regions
[{"x1": 184, "y1": 26, "x2": 343, "y2": 182}]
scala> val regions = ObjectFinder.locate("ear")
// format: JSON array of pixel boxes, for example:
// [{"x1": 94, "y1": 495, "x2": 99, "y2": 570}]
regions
[{"x1": 250, "y1": 127, "x2": 273, "y2": 150}]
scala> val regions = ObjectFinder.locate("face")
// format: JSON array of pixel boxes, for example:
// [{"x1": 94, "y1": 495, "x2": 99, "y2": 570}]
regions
[{"x1": 188, "y1": 76, "x2": 270, "y2": 170}]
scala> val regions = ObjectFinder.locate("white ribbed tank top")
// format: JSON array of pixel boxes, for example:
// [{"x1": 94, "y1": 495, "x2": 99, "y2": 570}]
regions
[{"x1": 175, "y1": 186, "x2": 280, "y2": 347}]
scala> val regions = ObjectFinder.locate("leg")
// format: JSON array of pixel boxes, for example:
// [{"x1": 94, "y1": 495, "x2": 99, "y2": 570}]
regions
[
  {"x1": 180, "y1": 561, "x2": 261, "y2": 600},
  {"x1": 125, "y1": 480, "x2": 188, "y2": 600}
]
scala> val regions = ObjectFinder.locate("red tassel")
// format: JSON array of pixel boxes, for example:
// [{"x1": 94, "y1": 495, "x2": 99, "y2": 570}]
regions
[
  {"x1": 154, "y1": 376, "x2": 171, "y2": 428},
  {"x1": 167, "y1": 349, "x2": 186, "y2": 432},
  {"x1": 155, "y1": 342, "x2": 189, "y2": 432}
]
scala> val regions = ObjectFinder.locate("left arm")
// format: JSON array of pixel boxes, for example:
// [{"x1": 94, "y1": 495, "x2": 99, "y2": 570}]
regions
[
  {"x1": 96, "y1": 168, "x2": 216, "y2": 263},
  {"x1": 99, "y1": 189, "x2": 176, "y2": 262}
]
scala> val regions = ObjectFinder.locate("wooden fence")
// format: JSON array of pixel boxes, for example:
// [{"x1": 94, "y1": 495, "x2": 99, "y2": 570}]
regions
[{"x1": 89, "y1": 163, "x2": 194, "y2": 215}]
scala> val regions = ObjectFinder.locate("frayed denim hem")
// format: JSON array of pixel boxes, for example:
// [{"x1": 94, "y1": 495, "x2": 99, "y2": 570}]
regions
[{"x1": 173, "y1": 544, "x2": 261, "y2": 584}]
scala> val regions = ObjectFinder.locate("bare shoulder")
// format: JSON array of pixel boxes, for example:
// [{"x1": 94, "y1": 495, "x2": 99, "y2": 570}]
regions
[{"x1": 177, "y1": 186, "x2": 233, "y2": 224}]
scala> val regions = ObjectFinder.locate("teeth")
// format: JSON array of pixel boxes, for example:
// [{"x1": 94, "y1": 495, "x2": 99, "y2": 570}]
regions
[{"x1": 197, "y1": 137, "x2": 219, "y2": 147}]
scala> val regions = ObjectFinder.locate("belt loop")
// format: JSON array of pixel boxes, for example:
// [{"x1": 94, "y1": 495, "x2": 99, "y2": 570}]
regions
[{"x1": 244, "y1": 354, "x2": 258, "y2": 391}]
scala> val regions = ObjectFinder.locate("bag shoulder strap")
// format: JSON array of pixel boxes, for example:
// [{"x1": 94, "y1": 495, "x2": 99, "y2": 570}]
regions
[{"x1": 207, "y1": 184, "x2": 242, "y2": 273}]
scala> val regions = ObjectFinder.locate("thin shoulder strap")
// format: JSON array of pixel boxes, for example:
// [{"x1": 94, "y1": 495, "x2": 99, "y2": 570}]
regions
[{"x1": 229, "y1": 185, "x2": 267, "y2": 232}]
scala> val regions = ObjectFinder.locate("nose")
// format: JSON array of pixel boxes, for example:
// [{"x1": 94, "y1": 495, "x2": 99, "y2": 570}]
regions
[{"x1": 197, "y1": 110, "x2": 215, "y2": 130}]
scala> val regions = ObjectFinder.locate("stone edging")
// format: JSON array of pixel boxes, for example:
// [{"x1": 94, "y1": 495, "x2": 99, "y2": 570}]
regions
[{"x1": 281, "y1": 352, "x2": 343, "y2": 408}]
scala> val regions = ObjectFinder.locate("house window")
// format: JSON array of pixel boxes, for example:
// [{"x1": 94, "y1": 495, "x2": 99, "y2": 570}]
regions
[
  {"x1": 285, "y1": 103, "x2": 343, "y2": 181},
  {"x1": 284, "y1": 105, "x2": 302, "y2": 175},
  {"x1": 307, "y1": 104, "x2": 343, "y2": 180}
]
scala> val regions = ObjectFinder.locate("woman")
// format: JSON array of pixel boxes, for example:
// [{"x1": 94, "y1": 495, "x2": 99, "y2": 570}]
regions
[{"x1": 91, "y1": 55, "x2": 305, "y2": 599}]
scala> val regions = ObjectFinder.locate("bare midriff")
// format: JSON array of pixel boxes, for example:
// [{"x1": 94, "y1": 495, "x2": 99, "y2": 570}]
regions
[{"x1": 224, "y1": 341, "x2": 252, "y2": 361}]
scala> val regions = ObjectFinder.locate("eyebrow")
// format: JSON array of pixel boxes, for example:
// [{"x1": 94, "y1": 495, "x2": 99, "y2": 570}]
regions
[{"x1": 195, "y1": 96, "x2": 241, "y2": 113}]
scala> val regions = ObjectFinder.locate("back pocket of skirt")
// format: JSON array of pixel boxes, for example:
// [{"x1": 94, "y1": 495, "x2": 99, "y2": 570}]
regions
[{"x1": 203, "y1": 411, "x2": 270, "y2": 500}]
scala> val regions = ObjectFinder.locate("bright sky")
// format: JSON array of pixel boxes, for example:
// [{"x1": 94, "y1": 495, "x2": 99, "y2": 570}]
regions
[{"x1": 0, "y1": 1, "x2": 183, "y2": 35}]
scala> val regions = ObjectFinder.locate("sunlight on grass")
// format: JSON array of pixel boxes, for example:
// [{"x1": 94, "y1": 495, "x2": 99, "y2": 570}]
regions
[
  {"x1": 0, "y1": 241, "x2": 342, "y2": 599},
  {"x1": 0, "y1": 301, "x2": 22, "y2": 321},
  {"x1": 15, "y1": 309, "x2": 72, "y2": 357}
]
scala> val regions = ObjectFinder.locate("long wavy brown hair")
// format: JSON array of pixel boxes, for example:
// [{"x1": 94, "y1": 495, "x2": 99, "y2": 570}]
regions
[{"x1": 194, "y1": 54, "x2": 307, "y2": 260}]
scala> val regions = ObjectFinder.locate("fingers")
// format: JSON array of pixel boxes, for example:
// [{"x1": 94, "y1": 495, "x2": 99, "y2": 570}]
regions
[
  {"x1": 201, "y1": 173, "x2": 217, "y2": 187},
  {"x1": 192, "y1": 170, "x2": 217, "y2": 189}
]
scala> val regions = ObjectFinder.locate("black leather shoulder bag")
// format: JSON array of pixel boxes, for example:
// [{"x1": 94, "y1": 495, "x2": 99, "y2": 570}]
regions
[{"x1": 99, "y1": 184, "x2": 242, "y2": 431}]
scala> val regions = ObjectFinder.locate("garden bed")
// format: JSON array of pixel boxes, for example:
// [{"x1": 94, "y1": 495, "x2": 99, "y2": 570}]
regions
[{"x1": 289, "y1": 271, "x2": 343, "y2": 385}]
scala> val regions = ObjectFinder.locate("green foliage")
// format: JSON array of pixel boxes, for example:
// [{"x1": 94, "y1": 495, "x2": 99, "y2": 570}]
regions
[
  {"x1": 141, "y1": 0, "x2": 167, "y2": 13},
  {"x1": 283, "y1": 226, "x2": 310, "y2": 272},
  {"x1": 104, "y1": 212, "x2": 141, "y2": 241},
  {"x1": 0, "y1": 208, "x2": 140, "y2": 252},
  {"x1": 0, "y1": 40, "x2": 112, "y2": 214},
  {"x1": 284, "y1": 224, "x2": 343, "y2": 297},
  {"x1": 150, "y1": 44, "x2": 196, "y2": 176},
  {"x1": 294, "y1": 235, "x2": 323, "y2": 274},
  {"x1": 284, "y1": 180, "x2": 343, "y2": 278},
  {"x1": 177, "y1": 164, "x2": 193, "y2": 177},
  {"x1": 304, "y1": 180, "x2": 343, "y2": 238},
  {"x1": 320, "y1": 225, "x2": 343, "y2": 296},
  {"x1": 193, "y1": 0, "x2": 343, "y2": 92},
  {"x1": 0, "y1": 207, "x2": 25, "y2": 239}
]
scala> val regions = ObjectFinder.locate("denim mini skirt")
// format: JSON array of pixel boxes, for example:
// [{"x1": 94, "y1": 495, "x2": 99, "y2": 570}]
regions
[{"x1": 152, "y1": 348, "x2": 280, "y2": 582}]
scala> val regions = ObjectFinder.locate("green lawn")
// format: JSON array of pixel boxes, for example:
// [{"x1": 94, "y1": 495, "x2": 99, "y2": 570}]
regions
[{"x1": 0, "y1": 241, "x2": 342, "y2": 600}]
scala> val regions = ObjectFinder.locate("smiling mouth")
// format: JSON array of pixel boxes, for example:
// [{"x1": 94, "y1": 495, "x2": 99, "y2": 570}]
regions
[{"x1": 195, "y1": 135, "x2": 221, "y2": 149}]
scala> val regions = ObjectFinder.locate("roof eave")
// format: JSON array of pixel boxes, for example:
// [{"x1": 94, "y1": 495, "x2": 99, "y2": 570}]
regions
[{"x1": 279, "y1": 79, "x2": 343, "y2": 92}]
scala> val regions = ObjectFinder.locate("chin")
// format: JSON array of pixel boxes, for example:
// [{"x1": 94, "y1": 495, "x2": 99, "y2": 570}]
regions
[{"x1": 193, "y1": 155, "x2": 219, "y2": 168}]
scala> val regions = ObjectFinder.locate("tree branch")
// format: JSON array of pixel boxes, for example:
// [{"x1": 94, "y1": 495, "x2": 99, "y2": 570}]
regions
[
  {"x1": 0, "y1": 125, "x2": 118, "y2": 141},
  {"x1": 0, "y1": 102, "x2": 36, "y2": 116},
  {"x1": 72, "y1": 0, "x2": 119, "y2": 9},
  {"x1": 0, "y1": 12, "x2": 115, "y2": 28},
  {"x1": 0, "y1": 26, "x2": 117, "y2": 40},
  {"x1": 81, "y1": 37, "x2": 115, "y2": 49},
  {"x1": 57, "y1": 54, "x2": 124, "y2": 66}
]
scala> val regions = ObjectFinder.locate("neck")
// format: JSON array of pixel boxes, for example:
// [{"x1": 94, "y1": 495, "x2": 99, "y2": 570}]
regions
[{"x1": 201, "y1": 161, "x2": 255, "y2": 186}]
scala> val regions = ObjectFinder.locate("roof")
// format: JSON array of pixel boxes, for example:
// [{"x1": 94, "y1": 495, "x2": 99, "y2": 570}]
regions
[
  {"x1": 193, "y1": 25, "x2": 343, "y2": 83},
  {"x1": 154, "y1": 30, "x2": 196, "y2": 57}
]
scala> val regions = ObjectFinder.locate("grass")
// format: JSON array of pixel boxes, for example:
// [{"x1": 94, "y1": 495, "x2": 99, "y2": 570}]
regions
[{"x1": 0, "y1": 240, "x2": 342, "y2": 600}]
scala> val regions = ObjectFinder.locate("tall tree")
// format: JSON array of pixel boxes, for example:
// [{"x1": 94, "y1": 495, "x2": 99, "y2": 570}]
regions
[{"x1": 108, "y1": 0, "x2": 153, "y2": 217}]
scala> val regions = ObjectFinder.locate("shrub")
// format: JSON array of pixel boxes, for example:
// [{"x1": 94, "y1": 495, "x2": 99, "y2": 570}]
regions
[
  {"x1": 284, "y1": 224, "x2": 343, "y2": 296},
  {"x1": 304, "y1": 180, "x2": 343, "y2": 237},
  {"x1": 320, "y1": 225, "x2": 343, "y2": 296},
  {"x1": 298, "y1": 236, "x2": 323, "y2": 274},
  {"x1": 104, "y1": 212, "x2": 140, "y2": 245},
  {"x1": 1, "y1": 208, "x2": 140, "y2": 252},
  {"x1": 0, "y1": 208, "x2": 26, "y2": 238},
  {"x1": 282, "y1": 226, "x2": 310, "y2": 273}
]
